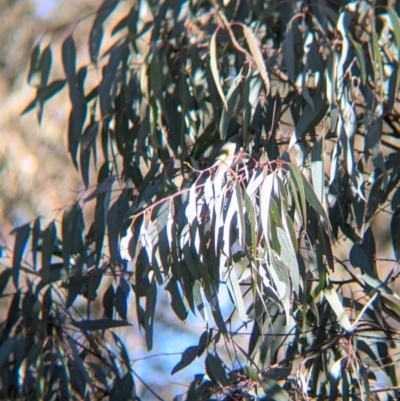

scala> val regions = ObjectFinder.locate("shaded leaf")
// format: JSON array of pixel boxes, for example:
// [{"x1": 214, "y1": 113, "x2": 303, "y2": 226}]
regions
[
  {"x1": 205, "y1": 353, "x2": 228, "y2": 386},
  {"x1": 71, "y1": 319, "x2": 131, "y2": 331},
  {"x1": 89, "y1": 0, "x2": 119, "y2": 64},
  {"x1": 11, "y1": 223, "x2": 30, "y2": 289},
  {"x1": 261, "y1": 377, "x2": 289, "y2": 401},
  {"x1": 171, "y1": 346, "x2": 199, "y2": 375},
  {"x1": 145, "y1": 279, "x2": 157, "y2": 351}
]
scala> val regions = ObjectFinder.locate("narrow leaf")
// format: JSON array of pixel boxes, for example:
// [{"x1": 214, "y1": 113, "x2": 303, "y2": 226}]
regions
[
  {"x1": 242, "y1": 24, "x2": 270, "y2": 95},
  {"x1": 11, "y1": 223, "x2": 30, "y2": 289},
  {"x1": 323, "y1": 286, "x2": 353, "y2": 332},
  {"x1": 71, "y1": 319, "x2": 131, "y2": 331},
  {"x1": 209, "y1": 29, "x2": 226, "y2": 108},
  {"x1": 171, "y1": 346, "x2": 199, "y2": 375}
]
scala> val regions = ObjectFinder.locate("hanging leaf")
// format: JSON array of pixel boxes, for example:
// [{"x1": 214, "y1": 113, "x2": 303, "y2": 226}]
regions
[
  {"x1": 71, "y1": 319, "x2": 131, "y2": 331},
  {"x1": 205, "y1": 353, "x2": 229, "y2": 386},
  {"x1": 171, "y1": 346, "x2": 199, "y2": 375},
  {"x1": 242, "y1": 24, "x2": 270, "y2": 95},
  {"x1": 261, "y1": 377, "x2": 289, "y2": 401},
  {"x1": 210, "y1": 29, "x2": 227, "y2": 108},
  {"x1": 323, "y1": 286, "x2": 353, "y2": 332},
  {"x1": 145, "y1": 279, "x2": 157, "y2": 351},
  {"x1": 11, "y1": 223, "x2": 30, "y2": 289},
  {"x1": 89, "y1": 0, "x2": 119, "y2": 64}
]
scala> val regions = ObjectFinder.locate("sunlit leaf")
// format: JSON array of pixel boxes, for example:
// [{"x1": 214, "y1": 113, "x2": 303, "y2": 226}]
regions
[
  {"x1": 242, "y1": 24, "x2": 270, "y2": 95},
  {"x1": 323, "y1": 286, "x2": 353, "y2": 332},
  {"x1": 210, "y1": 29, "x2": 226, "y2": 108}
]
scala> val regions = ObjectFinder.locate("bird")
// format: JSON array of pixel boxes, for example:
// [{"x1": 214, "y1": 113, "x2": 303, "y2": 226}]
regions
[{"x1": 212, "y1": 128, "x2": 256, "y2": 168}]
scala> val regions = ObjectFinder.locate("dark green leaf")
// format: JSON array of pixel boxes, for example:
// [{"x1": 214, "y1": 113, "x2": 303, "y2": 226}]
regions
[
  {"x1": 20, "y1": 97, "x2": 37, "y2": 115},
  {"x1": 103, "y1": 284, "x2": 115, "y2": 319},
  {"x1": 39, "y1": 79, "x2": 67, "y2": 101},
  {"x1": 89, "y1": 0, "x2": 119, "y2": 64},
  {"x1": 39, "y1": 45, "x2": 52, "y2": 86},
  {"x1": 115, "y1": 285, "x2": 127, "y2": 320},
  {"x1": 166, "y1": 277, "x2": 188, "y2": 321},
  {"x1": 27, "y1": 43, "x2": 41, "y2": 85},
  {"x1": 41, "y1": 221, "x2": 56, "y2": 283},
  {"x1": 171, "y1": 346, "x2": 199, "y2": 375},
  {"x1": 205, "y1": 353, "x2": 228, "y2": 386},
  {"x1": 261, "y1": 377, "x2": 289, "y2": 401},
  {"x1": 62, "y1": 35, "x2": 76, "y2": 83},
  {"x1": 0, "y1": 269, "x2": 12, "y2": 294},
  {"x1": 145, "y1": 279, "x2": 157, "y2": 351},
  {"x1": 71, "y1": 319, "x2": 131, "y2": 331},
  {"x1": 11, "y1": 223, "x2": 30, "y2": 289}
]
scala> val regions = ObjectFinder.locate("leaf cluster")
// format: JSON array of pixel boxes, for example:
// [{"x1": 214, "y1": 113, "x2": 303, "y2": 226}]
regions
[{"x1": 3, "y1": 0, "x2": 400, "y2": 400}]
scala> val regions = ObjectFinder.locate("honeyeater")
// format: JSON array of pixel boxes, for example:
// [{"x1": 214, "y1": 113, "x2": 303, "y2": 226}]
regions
[{"x1": 213, "y1": 129, "x2": 255, "y2": 167}]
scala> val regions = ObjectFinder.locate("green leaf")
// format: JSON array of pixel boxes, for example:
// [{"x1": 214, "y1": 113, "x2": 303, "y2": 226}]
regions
[
  {"x1": 210, "y1": 29, "x2": 226, "y2": 108},
  {"x1": 166, "y1": 277, "x2": 188, "y2": 321},
  {"x1": 323, "y1": 286, "x2": 353, "y2": 332},
  {"x1": 171, "y1": 346, "x2": 199, "y2": 374},
  {"x1": 0, "y1": 337, "x2": 17, "y2": 366},
  {"x1": 351, "y1": 39, "x2": 366, "y2": 85},
  {"x1": 205, "y1": 353, "x2": 228, "y2": 386},
  {"x1": 224, "y1": 266, "x2": 247, "y2": 323},
  {"x1": 80, "y1": 122, "x2": 99, "y2": 153},
  {"x1": 89, "y1": 0, "x2": 119, "y2": 64},
  {"x1": 62, "y1": 203, "x2": 84, "y2": 272},
  {"x1": 11, "y1": 223, "x2": 30, "y2": 289},
  {"x1": 371, "y1": 24, "x2": 383, "y2": 99},
  {"x1": 277, "y1": 227, "x2": 299, "y2": 295},
  {"x1": 39, "y1": 45, "x2": 52, "y2": 86},
  {"x1": 261, "y1": 377, "x2": 289, "y2": 401},
  {"x1": 66, "y1": 337, "x2": 91, "y2": 394},
  {"x1": 383, "y1": 7, "x2": 400, "y2": 96},
  {"x1": 301, "y1": 170, "x2": 329, "y2": 226},
  {"x1": 219, "y1": 74, "x2": 243, "y2": 140},
  {"x1": 350, "y1": 244, "x2": 374, "y2": 277},
  {"x1": 289, "y1": 93, "x2": 328, "y2": 146},
  {"x1": 111, "y1": 332, "x2": 131, "y2": 370},
  {"x1": 115, "y1": 285, "x2": 127, "y2": 320},
  {"x1": 41, "y1": 221, "x2": 56, "y2": 283},
  {"x1": 32, "y1": 218, "x2": 41, "y2": 272},
  {"x1": 20, "y1": 97, "x2": 37, "y2": 116},
  {"x1": 27, "y1": 43, "x2": 41, "y2": 85},
  {"x1": 0, "y1": 269, "x2": 12, "y2": 295},
  {"x1": 71, "y1": 319, "x2": 131, "y2": 331},
  {"x1": 103, "y1": 284, "x2": 115, "y2": 319},
  {"x1": 40, "y1": 79, "x2": 67, "y2": 101},
  {"x1": 264, "y1": 367, "x2": 291, "y2": 380},
  {"x1": 62, "y1": 35, "x2": 76, "y2": 83},
  {"x1": 288, "y1": 163, "x2": 307, "y2": 225},
  {"x1": 282, "y1": 23, "x2": 295, "y2": 82},
  {"x1": 311, "y1": 136, "x2": 325, "y2": 205},
  {"x1": 145, "y1": 279, "x2": 157, "y2": 351},
  {"x1": 242, "y1": 24, "x2": 270, "y2": 95},
  {"x1": 109, "y1": 372, "x2": 135, "y2": 401}
]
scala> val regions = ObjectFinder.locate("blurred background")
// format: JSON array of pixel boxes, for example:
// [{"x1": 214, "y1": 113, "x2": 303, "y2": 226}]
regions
[{"x1": 0, "y1": 1, "x2": 207, "y2": 398}]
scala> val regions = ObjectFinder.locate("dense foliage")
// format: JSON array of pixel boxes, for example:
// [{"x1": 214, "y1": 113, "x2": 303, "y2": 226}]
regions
[{"x1": 2, "y1": 0, "x2": 400, "y2": 399}]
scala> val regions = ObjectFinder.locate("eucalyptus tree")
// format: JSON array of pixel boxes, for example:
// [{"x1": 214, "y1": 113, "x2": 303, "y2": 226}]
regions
[{"x1": 2, "y1": 0, "x2": 400, "y2": 400}]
